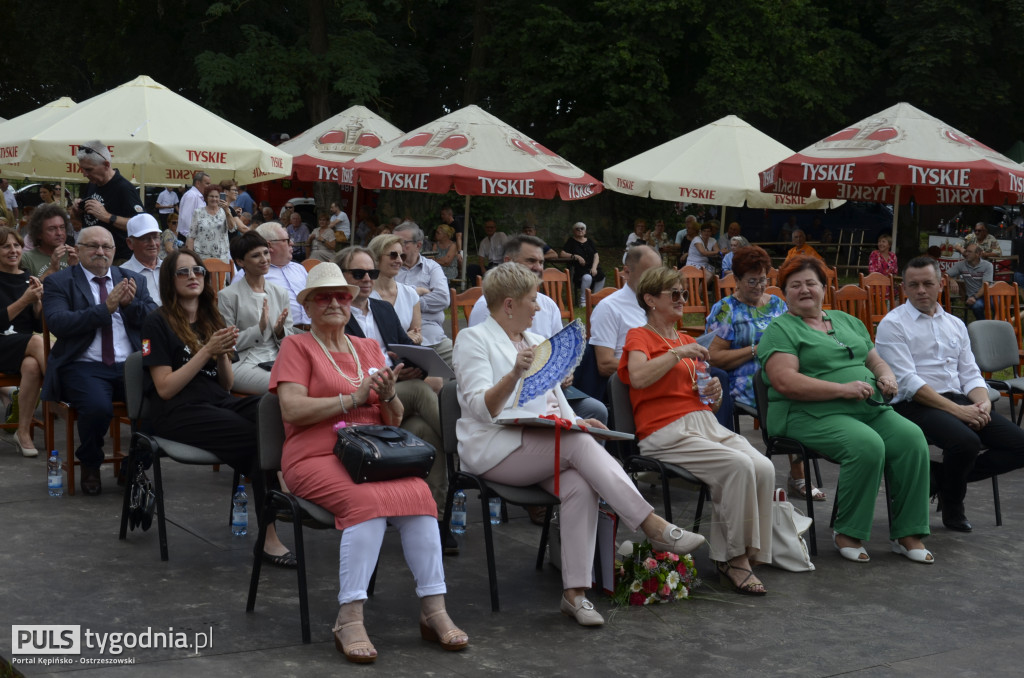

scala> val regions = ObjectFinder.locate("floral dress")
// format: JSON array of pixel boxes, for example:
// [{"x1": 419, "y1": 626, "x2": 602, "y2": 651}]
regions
[
  {"x1": 705, "y1": 294, "x2": 787, "y2": 406},
  {"x1": 868, "y1": 250, "x2": 898, "y2": 275},
  {"x1": 190, "y1": 207, "x2": 232, "y2": 262}
]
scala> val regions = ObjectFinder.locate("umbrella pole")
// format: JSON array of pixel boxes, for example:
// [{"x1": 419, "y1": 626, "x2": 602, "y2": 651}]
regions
[
  {"x1": 891, "y1": 185, "x2": 901, "y2": 247},
  {"x1": 351, "y1": 183, "x2": 360, "y2": 240},
  {"x1": 460, "y1": 195, "x2": 471, "y2": 290},
  {"x1": 720, "y1": 206, "x2": 727, "y2": 240}
]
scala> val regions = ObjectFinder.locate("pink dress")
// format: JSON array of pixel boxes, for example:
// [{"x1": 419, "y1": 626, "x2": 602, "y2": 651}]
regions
[
  {"x1": 270, "y1": 332, "x2": 436, "y2": 530},
  {"x1": 868, "y1": 250, "x2": 898, "y2": 275}
]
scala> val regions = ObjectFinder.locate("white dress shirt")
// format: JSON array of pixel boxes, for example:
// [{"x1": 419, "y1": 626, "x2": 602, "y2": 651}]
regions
[
  {"x1": 587, "y1": 285, "x2": 646, "y2": 358},
  {"x1": 78, "y1": 266, "x2": 133, "y2": 363},
  {"x1": 176, "y1": 186, "x2": 204, "y2": 238},
  {"x1": 874, "y1": 301, "x2": 987, "y2": 404},
  {"x1": 395, "y1": 253, "x2": 449, "y2": 346},
  {"x1": 349, "y1": 303, "x2": 390, "y2": 364},
  {"x1": 121, "y1": 256, "x2": 162, "y2": 306},
  {"x1": 468, "y1": 291, "x2": 563, "y2": 338}
]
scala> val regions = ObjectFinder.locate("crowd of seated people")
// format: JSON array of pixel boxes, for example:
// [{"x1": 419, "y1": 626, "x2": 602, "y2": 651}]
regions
[{"x1": 13, "y1": 197, "x2": 1024, "y2": 663}]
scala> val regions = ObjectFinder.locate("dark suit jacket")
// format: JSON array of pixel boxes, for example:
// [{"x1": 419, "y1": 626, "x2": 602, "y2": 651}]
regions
[
  {"x1": 345, "y1": 297, "x2": 412, "y2": 350},
  {"x1": 42, "y1": 265, "x2": 157, "y2": 401}
]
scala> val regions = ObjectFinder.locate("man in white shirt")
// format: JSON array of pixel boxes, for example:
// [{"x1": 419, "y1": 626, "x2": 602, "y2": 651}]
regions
[
  {"x1": 1, "y1": 178, "x2": 18, "y2": 221},
  {"x1": 329, "y1": 201, "x2": 351, "y2": 239},
  {"x1": 155, "y1": 186, "x2": 179, "y2": 229},
  {"x1": 875, "y1": 256, "x2": 1024, "y2": 532},
  {"x1": 393, "y1": 221, "x2": 452, "y2": 366},
  {"x1": 175, "y1": 171, "x2": 212, "y2": 240},
  {"x1": 121, "y1": 214, "x2": 163, "y2": 305},
  {"x1": 232, "y1": 222, "x2": 310, "y2": 328},
  {"x1": 476, "y1": 219, "x2": 507, "y2": 271}
]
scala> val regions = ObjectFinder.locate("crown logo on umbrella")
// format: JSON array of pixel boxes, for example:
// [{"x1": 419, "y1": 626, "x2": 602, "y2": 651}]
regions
[
  {"x1": 507, "y1": 135, "x2": 572, "y2": 170},
  {"x1": 814, "y1": 118, "x2": 902, "y2": 152},
  {"x1": 314, "y1": 118, "x2": 383, "y2": 156},
  {"x1": 394, "y1": 123, "x2": 472, "y2": 159}
]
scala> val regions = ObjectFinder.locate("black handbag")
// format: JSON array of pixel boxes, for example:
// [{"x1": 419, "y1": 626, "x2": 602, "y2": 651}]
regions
[{"x1": 334, "y1": 425, "x2": 435, "y2": 483}]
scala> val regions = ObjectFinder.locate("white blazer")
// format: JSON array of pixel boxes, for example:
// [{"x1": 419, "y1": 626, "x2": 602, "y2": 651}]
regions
[
  {"x1": 452, "y1": 315, "x2": 576, "y2": 474},
  {"x1": 217, "y1": 277, "x2": 294, "y2": 366}
]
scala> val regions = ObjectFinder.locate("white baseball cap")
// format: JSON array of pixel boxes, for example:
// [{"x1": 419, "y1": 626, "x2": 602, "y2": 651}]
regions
[{"x1": 127, "y1": 213, "x2": 160, "y2": 238}]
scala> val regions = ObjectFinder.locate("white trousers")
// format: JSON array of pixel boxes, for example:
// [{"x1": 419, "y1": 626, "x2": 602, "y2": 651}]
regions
[{"x1": 337, "y1": 515, "x2": 446, "y2": 605}]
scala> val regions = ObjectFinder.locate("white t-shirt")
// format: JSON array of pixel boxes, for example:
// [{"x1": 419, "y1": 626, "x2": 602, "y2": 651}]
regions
[
  {"x1": 468, "y1": 291, "x2": 562, "y2": 338},
  {"x1": 370, "y1": 282, "x2": 420, "y2": 334},
  {"x1": 330, "y1": 211, "x2": 351, "y2": 238},
  {"x1": 588, "y1": 285, "x2": 646, "y2": 358}
]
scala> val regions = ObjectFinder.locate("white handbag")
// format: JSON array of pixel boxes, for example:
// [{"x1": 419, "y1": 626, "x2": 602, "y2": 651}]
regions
[{"x1": 770, "y1": 488, "x2": 815, "y2": 572}]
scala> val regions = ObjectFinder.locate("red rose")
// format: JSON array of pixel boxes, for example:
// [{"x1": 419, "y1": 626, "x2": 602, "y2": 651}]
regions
[
  {"x1": 629, "y1": 592, "x2": 647, "y2": 606},
  {"x1": 642, "y1": 577, "x2": 660, "y2": 594}
]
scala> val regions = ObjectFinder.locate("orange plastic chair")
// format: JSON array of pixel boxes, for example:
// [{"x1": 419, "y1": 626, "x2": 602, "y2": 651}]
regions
[
  {"x1": 860, "y1": 272, "x2": 896, "y2": 333},
  {"x1": 302, "y1": 259, "x2": 321, "y2": 272},
  {"x1": 765, "y1": 285, "x2": 785, "y2": 302},
  {"x1": 983, "y1": 281, "x2": 1023, "y2": 356},
  {"x1": 450, "y1": 286, "x2": 483, "y2": 340}
]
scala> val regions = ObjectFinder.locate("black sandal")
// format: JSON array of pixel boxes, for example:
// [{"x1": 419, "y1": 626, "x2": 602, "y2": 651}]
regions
[
  {"x1": 262, "y1": 550, "x2": 298, "y2": 568},
  {"x1": 715, "y1": 561, "x2": 767, "y2": 596}
]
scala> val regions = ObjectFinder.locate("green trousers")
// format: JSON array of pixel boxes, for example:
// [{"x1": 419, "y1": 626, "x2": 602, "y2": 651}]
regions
[{"x1": 782, "y1": 408, "x2": 930, "y2": 541}]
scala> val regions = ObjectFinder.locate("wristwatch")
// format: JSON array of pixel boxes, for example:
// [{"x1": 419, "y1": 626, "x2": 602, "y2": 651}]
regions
[{"x1": 107, "y1": 215, "x2": 117, "y2": 228}]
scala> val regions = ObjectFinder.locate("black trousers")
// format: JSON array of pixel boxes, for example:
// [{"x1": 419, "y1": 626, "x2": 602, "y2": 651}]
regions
[{"x1": 894, "y1": 393, "x2": 1024, "y2": 506}]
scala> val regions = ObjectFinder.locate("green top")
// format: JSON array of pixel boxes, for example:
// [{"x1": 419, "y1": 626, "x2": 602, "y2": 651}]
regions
[
  {"x1": 757, "y1": 310, "x2": 884, "y2": 436},
  {"x1": 20, "y1": 248, "x2": 69, "y2": 278}
]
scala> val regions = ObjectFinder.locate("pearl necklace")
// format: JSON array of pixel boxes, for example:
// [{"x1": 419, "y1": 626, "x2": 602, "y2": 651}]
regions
[{"x1": 310, "y1": 329, "x2": 364, "y2": 387}]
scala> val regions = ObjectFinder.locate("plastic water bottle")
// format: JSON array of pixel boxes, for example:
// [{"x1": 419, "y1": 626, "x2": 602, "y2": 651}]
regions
[
  {"x1": 47, "y1": 450, "x2": 63, "y2": 497},
  {"x1": 451, "y1": 490, "x2": 467, "y2": 535},
  {"x1": 488, "y1": 496, "x2": 502, "y2": 525},
  {"x1": 231, "y1": 485, "x2": 248, "y2": 536},
  {"x1": 696, "y1": 361, "x2": 715, "y2": 405}
]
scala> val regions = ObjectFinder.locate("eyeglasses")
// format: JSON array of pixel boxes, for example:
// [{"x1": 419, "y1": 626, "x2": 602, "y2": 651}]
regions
[
  {"x1": 174, "y1": 265, "x2": 207, "y2": 278},
  {"x1": 312, "y1": 291, "x2": 353, "y2": 307},
  {"x1": 400, "y1": 240, "x2": 416, "y2": 246},
  {"x1": 343, "y1": 268, "x2": 380, "y2": 280},
  {"x1": 743, "y1": 276, "x2": 768, "y2": 287},
  {"x1": 865, "y1": 377, "x2": 894, "y2": 407},
  {"x1": 385, "y1": 251, "x2": 405, "y2": 261},
  {"x1": 660, "y1": 288, "x2": 687, "y2": 302},
  {"x1": 267, "y1": 238, "x2": 292, "y2": 244},
  {"x1": 79, "y1": 145, "x2": 106, "y2": 158},
  {"x1": 79, "y1": 242, "x2": 115, "y2": 251},
  {"x1": 573, "y1": 227, "x2": 586, "y2": 232},
  {"x1": 823, "y1": 314, "x2": 854, "y2": 360}
]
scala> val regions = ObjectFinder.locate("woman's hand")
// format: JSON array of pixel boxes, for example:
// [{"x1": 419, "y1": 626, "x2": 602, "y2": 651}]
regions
[
  {"x1": 204, "y1": 326, "x2": 238, "y2": 358},
  {"x1": 511, "y1": 345, "x2": 535, "y2": 379},
  {"x1": 875, "y1": 375, "x2": 898, "y2": 398},
  {"x1": 841, "y1": 380, "x2": 875, "y2": 400},
  {"x1": 676, "y1": 342, "x2": 710, "y2": 362},
  {"x1": 273, "y1": 307, "x2": 289, "y2": 337},
  {"x1": 258, "y1": 298, "x2": 269, "y2": 334},
  {"x1": 368, "y1": 363, "x2": 402, "y2": 402},
  {"x1": 21, "y1": 276, "x2": 43, "y2": 305}
]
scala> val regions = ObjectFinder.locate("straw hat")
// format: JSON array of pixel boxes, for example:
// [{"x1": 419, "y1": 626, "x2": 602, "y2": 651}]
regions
[{"x1": 296, "y1": 263, "x2": 359, "y2": 304}]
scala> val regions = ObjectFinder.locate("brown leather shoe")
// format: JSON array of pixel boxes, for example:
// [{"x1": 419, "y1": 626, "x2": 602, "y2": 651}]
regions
[
  {"x1": 81, "y1": 467, "x2": 102, "y2": 496},
  {"x1": 526, "y1": 505, "x2": 547, "y2": 526}
]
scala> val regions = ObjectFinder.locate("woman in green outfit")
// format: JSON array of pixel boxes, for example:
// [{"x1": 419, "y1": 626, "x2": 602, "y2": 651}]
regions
[{"x1": 758, "y1": 256, "x2": 933, "y2": 564}]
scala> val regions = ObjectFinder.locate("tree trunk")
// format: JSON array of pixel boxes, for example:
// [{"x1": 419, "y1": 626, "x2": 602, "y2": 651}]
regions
[
  {"x1": 306, "y1": 0, "x2": 331, "y2": 125},
  {"x1": 463, "y1": 0, "x2": 489, "y2": 105}
]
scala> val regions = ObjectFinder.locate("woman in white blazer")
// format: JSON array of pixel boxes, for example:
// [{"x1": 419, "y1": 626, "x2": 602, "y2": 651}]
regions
[
  {"x1": 452, "y1": 262, "x2": 706, "y2": 627},
  {"x1": 217, "y1": 231, "x2": 294, "y2": 394}
]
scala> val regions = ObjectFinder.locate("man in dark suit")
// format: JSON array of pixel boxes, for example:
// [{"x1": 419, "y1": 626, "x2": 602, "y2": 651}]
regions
[
  {"x1": 42, "y1": 226, "x2": 157, "y2": 495},
  {"x1": 336, "y1": 247, "x2": 447, "y2": 509}
]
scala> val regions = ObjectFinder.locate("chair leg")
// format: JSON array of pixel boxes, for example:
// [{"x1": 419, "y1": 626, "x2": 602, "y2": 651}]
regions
[
  {"x1": 118, "y1": 451, "x2": 139, "y2": 541},
  {"x1": 692, "y1": 485, "x2": 707, "y2": 534},
  {"x1": 812, "y1": 459, "x2": 823, "y2": 488},
  {"x1": 246, "y1": 500, "x2": 274, "y2": 614},
  {"x1": 439, "y1": 483, "x2": 457, "y2": 549},
  {"x1": 660, "y1": 474, "x2": 673, "y2": 525},
  {"x1": 480, "y1": 491, "x2": 500, "y2": 612},
  {"x1": 993, "y1": 475, "x2": 1002, "y2": 526},
  {"x1": 804, "y1": 456, "x2": 817, "y2": 556},
  {"x1": 291, "y1": 503, "x2": 311, "y2": 644},
  {"x1": 152, "y1": 454, "x2": 169, "y2": 562},
  {"x1": 536, "y1": 507, "x2": 553, "y2": 570},
  {"x1": 65, "y1": 413, "x2": 76, "y2": 496}
]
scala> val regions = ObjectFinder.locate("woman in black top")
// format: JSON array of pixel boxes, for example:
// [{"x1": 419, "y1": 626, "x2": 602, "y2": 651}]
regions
[
  {"x1": 141, "y1": 248, "x2": 293, "y2": 566},
  {"x1": 0, "y1": 226, "x2": 44, "y2": 456},
  {"x1": 560, "y1": 221, "x2": 605, "y2": 306}
]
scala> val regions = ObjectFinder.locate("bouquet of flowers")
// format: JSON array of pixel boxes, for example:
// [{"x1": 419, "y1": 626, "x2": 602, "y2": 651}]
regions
[{"x1": 612, "y1": 539, "x2": 701, "y2": 606}]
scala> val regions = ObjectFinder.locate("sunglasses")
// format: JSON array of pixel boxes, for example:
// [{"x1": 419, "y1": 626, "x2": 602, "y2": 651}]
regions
[
  {"x1": 385, "y1": 251, "x2": 405, "y2": 261},
  {"x1": 660, "y1": 288, "x2": 688, "y2": 302},
  {"x1": 312, "y1": 291, "x2": 353, "y2": 307},
  {"x1": 343, "y1": 268, "x2": 380, "y2": 280},
  {"x1": 79, "y1": 145, "x2": 106, "y2": 158},
  {"x1": 174, "y1": 265, "x2": 207, "y2": 278}
]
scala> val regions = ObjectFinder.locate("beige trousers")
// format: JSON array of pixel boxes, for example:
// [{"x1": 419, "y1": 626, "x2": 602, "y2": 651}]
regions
[
  {"x1": 638, "y1": 410, "x2": 774, "y2": 563},
  {"x1": 395, "y1": 378, "x2": 446, "y2": 511}
]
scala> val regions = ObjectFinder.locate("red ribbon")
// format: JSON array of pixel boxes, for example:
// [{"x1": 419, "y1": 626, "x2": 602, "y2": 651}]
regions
[{"x1": 538, "y1": 415, "x2": 585, "y2": 496}]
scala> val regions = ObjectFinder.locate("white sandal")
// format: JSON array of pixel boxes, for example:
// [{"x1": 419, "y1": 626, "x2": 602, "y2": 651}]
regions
[
  {"x1": 890, "y1": 539, "x2": 934, "y2": 564},
  {"x1": 788, "y1": 475, "x2": 826, "y2": 502},
  {"x1": 833, "y1": 531, "x2": 870, "y2": 563}
]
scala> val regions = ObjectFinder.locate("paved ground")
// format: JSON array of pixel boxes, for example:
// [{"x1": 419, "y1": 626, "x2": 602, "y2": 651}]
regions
[{"x1": 2, "y1": 402, "x2": 1023, "y2": 678}]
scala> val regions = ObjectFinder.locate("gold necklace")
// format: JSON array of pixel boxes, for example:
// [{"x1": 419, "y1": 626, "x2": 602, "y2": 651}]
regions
[{"x1": 646, "y1": 323, "x2": 698, "y2": 391}]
